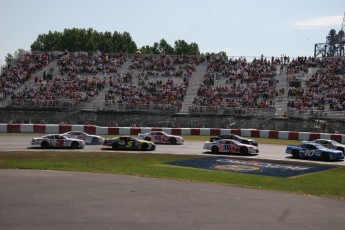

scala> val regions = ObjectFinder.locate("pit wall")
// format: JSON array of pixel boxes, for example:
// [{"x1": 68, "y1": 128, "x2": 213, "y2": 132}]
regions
[{"x1": 1, "y1": 123, "x2": 344, "y2": 143}]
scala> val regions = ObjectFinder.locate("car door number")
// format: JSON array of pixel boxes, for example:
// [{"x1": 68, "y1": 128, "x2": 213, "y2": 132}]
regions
[{"x1": 304, "y1": 149, "x2": 316, "y2": 157}]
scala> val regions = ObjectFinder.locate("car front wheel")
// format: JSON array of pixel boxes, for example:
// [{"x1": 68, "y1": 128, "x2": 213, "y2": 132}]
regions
[
  {"x1": 41, "y1": 141, "x2": 49, "y2": 149},
  {"x1": 141, "y1": 143, "x2": 148, "y2": 151},
  {"x1": 71, "y1": 142, "x2": 79, "y2": 149},
  {"x1": 240, "y1": 147, "x2": 249, "y2": 155},
  {"x1": 292, "y1": 150, "x2": 300, "y2": 159},
  {"x1": 321, "y1": 153, "x2": 330, "y2": 161},
  {"x1": 169, "y1": 137, "x2": 177, "y2": 145},
  {"x1": 211, "y1": 146, "x2": 219, "y2": 154},
  {"x1": 91, "y1": 137, "x2": 99, "y2": 145},
  {"x1": 112, "y1": 143, "x2": 119, "y2": 150}
]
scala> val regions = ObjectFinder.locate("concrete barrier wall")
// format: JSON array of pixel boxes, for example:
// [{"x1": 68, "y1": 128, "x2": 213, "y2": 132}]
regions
[{"x1": 1, "y1": 123, "x2": 345, "y2": 143}]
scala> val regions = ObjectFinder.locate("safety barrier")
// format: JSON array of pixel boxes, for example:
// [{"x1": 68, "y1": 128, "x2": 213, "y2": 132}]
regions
[{"x1": 1, "y1": 123, "x2": 344, "y2": 143}]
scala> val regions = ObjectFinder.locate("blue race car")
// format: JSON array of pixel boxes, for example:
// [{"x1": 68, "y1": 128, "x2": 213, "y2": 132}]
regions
[{"x1": 286, "y1": 141, "x2": 344, "y2": 161}]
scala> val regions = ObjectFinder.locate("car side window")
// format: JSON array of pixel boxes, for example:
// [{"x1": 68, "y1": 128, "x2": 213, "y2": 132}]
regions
[{"x1": 308, "y1": 145, "x2": 317, "y2": 150}]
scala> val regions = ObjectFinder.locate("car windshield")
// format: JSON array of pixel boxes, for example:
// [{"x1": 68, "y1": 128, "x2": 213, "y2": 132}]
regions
[
  {"x1": 306, "y1": 143, "x2": 326, "y2": 149},
  {"x1": 327, "y1": 140, "x2": 339, "y2": 145}
]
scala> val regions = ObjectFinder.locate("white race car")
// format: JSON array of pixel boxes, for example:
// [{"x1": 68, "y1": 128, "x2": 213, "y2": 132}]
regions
[
  {"x1": 138, "y1": 131, "x2": 184, "y2": 144},
  {"x1": 203, "y1": 139, "x2": 259, "y2": 155},
  {"x1": 308, "y1": 139, "x2": 345, "y2": 153},
  {"x1": 61, "y1": 131, "x2": 105, "y2": 145},
  {"x1": 31, "y1": 134, "x2": 85, "y2": 149}
]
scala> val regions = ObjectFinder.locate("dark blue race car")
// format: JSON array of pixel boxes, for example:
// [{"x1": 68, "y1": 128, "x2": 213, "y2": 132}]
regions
[{"x1": 286, "y1": 141, "x2": 344, "y2": 161}]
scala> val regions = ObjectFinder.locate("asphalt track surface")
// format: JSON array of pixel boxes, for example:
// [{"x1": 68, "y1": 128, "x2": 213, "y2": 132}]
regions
[{"x1": 1, "y1": 136, "x2": 345, "y2": 230}]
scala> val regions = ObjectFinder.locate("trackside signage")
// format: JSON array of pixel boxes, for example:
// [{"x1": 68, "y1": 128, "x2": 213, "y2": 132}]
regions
[{"x1": 168, "y1": 157, "x2": 334, "y2": 177}]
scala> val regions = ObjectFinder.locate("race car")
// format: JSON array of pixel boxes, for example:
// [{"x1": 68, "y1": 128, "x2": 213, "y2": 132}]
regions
[
  {"x1": 31, "y1": 134, "x2": 85, "y2": 149},
  {"x1": 103, "y1": 136, "x2": 156, "y2": 151},
  {"x1": 308, "y1": 139, "x2": 345, "y2": 153},
  {"x1": 203, "y1": 139, "x2": 259, "y2": 155},
  {"x1": 209, "y1": 134, "x2": 258, "y2": 146},
  {"x1": 138, "y1": 131, "x2": 184, "y2": 144},
  {"x1": 286, "y1": 141, "x2": 344, "y2": 161},
  {"x1": 61, "y1": 131, "x2": 105, "y2": 145}
]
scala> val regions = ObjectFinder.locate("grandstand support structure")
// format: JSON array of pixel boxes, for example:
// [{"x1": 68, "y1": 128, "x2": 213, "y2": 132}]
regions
[{"x1": 314, "y1": 12, "x2": 345, "y2": 58}]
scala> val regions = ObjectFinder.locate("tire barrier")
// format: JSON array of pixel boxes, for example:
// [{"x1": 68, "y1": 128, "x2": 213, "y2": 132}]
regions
[{"x1": 1, "y1": 123, "x2": 344, "y2": 143}]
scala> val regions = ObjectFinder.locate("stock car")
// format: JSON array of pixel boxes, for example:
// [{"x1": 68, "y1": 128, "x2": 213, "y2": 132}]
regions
[
  {"x1": 31, "y1": 134, "x2": 85, "y2": 149},
  {"x1": 138, "y1": 131, "x2": 184, "y2": 144},
  {"x1": 286, "y1": 141, "x2": 344, "y2": 161},
  {"x1": 308, "y1": 139, "x2": 345, "y2": 153},
  {"x1": 61, "y1": 131, "x2": 105, "y2": 145},
  {"x1": 209, "y1": 134, "x2": 258, "y2": 146},
  {"x1": 203, "y1": 139, "x2": 259, "y2": 155},
  {"x1": 103, "y1": 136, "x2": 156, "y2": 151}
]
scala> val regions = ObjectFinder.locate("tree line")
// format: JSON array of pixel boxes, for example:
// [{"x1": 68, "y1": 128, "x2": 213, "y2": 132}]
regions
[{"x1": 30, "y1": 28, "x2": 201, "y2": 56}]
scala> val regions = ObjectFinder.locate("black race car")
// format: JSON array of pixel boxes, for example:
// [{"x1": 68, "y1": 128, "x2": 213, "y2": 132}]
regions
[{"x1": 210, "y1": 134, "x2": 258, "y2": 146}]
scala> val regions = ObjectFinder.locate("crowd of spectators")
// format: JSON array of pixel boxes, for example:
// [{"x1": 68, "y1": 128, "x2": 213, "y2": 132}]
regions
[
  {"x1": 287, "y1": 58, "x2": 345, "y2": 111},
  {"x1": 128, "y1": 54, "x2": 204, "y2": 82},
  {"x1": 10, "y1": 75, "x2": 106, "y2": 107},
  {"x1": 105, "y1": 78, "x2": 188, "y2": 109},
  {"x1": 57, "y1": 51, "x2": 126, "y2": 77},
  {"x1": 195, "y1": 55, "x2": 278, "y2": 109},
  {"x1": 0, "y1": 51, "x2": 61, "y2": 101}
]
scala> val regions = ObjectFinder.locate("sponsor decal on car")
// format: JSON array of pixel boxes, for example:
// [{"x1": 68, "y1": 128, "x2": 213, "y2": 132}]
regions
[{"x1": 168, "y1": 157, "x2": 334, "y2": 177}]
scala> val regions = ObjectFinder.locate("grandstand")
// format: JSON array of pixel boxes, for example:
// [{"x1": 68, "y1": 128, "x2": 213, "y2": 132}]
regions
[{"x1": 1, "y1": 51, "x2": 345, "y2": 133}]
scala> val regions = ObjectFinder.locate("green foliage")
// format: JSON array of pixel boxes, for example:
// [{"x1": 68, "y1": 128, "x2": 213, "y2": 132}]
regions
[
  {"x1": 30, "y1": 28, "x2": 138, "y2": 53},
  {"x1": 30, "y1": 28, "x2": 201, "y2": 56}
]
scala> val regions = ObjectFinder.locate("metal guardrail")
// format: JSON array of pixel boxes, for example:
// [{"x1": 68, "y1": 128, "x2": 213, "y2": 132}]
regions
[
  {"x1": 182, "y1": 105, "x2": 276, "y2": 117},
  {"x1": 87, "y1": 101, "x2": 179, "y2": 114},
  {"x1": 287, "y1": 109, "x2": 345, "y2": 120}
]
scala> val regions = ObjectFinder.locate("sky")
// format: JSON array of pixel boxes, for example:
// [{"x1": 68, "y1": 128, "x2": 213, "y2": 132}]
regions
[{"x1": 0, "y1": 0, "x2": 345, "y2": 64}]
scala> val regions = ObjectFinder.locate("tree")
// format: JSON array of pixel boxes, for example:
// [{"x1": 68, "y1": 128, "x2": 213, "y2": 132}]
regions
[{"x1": 158, "y1": 39, "x2": 174, "y2": 54}]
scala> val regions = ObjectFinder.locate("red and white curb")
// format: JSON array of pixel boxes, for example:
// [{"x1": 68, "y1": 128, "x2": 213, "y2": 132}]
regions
[{"x1": 1, "y1": 123, "x2": 344, "y2": 143}]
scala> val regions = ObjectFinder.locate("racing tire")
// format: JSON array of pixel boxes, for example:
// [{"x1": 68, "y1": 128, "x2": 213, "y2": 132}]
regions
[
  {"x1": 321, "y1": 153, "x2": 330, "y2": 161},
  {"x1": 211, "y1": 146, "x2": 219, "y2": 154},
  {"x1": 71, "y1": 141, "x2": 79, "y2": 149},
  {"x1": 240, "y1": 147, "x2": 249, "y2": 155},
  {"x1": 292, "y1": 150, "x2": 300, "y2": 159},
  {"x1": 144, "y1": 137, "x2": 151, "y2": 141},
  {"x1": 141, "y1": 143, "x2": 148, "y2": 151},
  {"x1": 91, "y1": 137, "x2": 99, "y2": 145},
  {"x1": 169, "y1": 137, "x2": 177, "y2": 145},
  {"x1": 112, "y1": 142, "x2": 119, "y2": 150},
  {"x1": 41, "y1": 141, "x2": 49, "y2": 149}
]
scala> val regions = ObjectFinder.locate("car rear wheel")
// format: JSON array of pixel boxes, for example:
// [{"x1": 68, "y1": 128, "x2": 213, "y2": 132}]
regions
[
  {"x1": 292, "y1": 150, "x2": 300, "y2": 159},
  {"x1": 144, "y1": 137, "x2": 151, "y2": 141},
  {"x1": 211, "y1": 146, "x2": 219, "y2": 154},
  {"x1": 41, "y1": 141, "x2": 49, "y2": 149},
  {"x1": 169, "y1": 137, "x2": 177, "y2": 144},
  {"x1": 141, "y1": 143, "x2": 148, "y2": 151},
  {"x1": 240, "y1": 147, "x2": 249, "y2": 155},
  {"x1": 112, "y1": 142, "x2": 119, "y2": 150},
  {"x1": 71, "y1": 142, "x2": 79, "y2": 149},
  {"x1": 321, "y1": 153, "x2": 330, "y2": 161}
]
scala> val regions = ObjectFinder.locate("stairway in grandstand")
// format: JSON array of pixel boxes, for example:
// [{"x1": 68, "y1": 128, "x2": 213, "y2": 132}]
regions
[
  {"x1": 0, "y1": 60, "x2": 60, "y2": 108},
  {"x1": 178, "y1": 63, "x2": 207, "y2": 114},
  {"x1": 273, "y1": 64, "x2": 320, "y2": 117},
  {"x1": 274, "y1": 64, "x2": 289, "y2": 117},
  {"x1": 81, "y1": 59, "x2": 133, "y2": 111}
]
